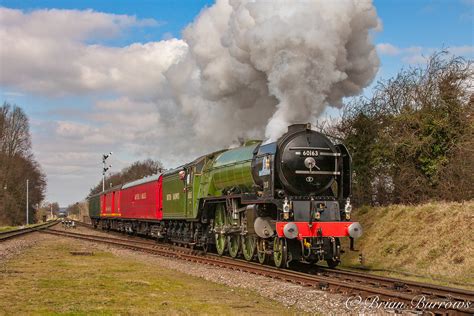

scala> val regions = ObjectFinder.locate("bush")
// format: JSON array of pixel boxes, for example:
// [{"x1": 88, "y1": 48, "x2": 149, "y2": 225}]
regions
[{"x1": 335, "y1": 51, "x2": 473, "y2": 205}]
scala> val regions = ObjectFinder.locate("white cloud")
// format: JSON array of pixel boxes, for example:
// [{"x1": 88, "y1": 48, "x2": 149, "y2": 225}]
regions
[
  {"x1": 402, "y1": 54, "x2": 429, "y2": 65},
  {"x1": 449, "y1": 45, "x2": 474, "y2": 55},
  {"x1": 376, "y1": 43, "x2": 400, "y2": 55},
  {"x1": 31, "y1": 97, "x2": 162, "y2": 203},
  {"x1": 0, "y1": 7, "x2": 158, "y2": 40},
  {"x1": 2, "y1": 91, "x2": 25, "y2": 97},
  {"x1": 377, "y1": 43, "x2": 474, "y2": 64},
  {"x1": 0, "y1": 7, "x2": 185, "y2": 98}
]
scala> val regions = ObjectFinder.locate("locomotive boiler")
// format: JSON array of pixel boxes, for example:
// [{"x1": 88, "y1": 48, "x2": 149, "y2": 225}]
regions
[{"x1": 89, "y1": 123, "x2": 362, "y2": 268}]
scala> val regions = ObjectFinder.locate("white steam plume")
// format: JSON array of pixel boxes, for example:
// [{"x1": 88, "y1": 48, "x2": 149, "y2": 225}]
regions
[{"x1": 166, "y1": 0, "x2": 380, "y2": 143}]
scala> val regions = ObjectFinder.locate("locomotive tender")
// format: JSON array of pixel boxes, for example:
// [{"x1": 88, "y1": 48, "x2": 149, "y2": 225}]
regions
[{"x1": 88, "y1": 123, "x2": 362, "y2": 268}]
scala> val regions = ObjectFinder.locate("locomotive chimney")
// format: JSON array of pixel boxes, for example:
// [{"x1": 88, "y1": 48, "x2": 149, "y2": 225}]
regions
[{"x1": 287, "y1": 123, "x2": 312, "y2": 133}]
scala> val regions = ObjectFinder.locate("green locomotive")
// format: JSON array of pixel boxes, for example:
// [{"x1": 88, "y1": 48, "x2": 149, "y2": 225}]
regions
[{"x1": 89, "y1": 123, "x2": 362, "y2": 268}]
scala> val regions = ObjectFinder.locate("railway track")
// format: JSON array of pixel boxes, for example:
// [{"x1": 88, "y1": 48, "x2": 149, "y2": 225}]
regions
[
  {"x1": 43, "y1": 227, "x2": 473, "y2": 315},
  {"x1": 0, "y1": 221, "x2": 59, "y2": 241},
  {"x1": 308, "y1": 265, "x2": 473, "y2": 303}
]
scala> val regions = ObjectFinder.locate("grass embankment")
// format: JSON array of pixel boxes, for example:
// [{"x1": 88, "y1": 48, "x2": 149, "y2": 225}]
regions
[
  {"x1": 340, "y1": 201, "x2": 473, "y2": 289},
  {"x1": 0, "y1": 238, "x2": 297, "y2": 315}
]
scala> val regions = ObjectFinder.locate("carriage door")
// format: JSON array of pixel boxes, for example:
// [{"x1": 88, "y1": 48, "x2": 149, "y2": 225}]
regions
[{"x1": 186, "y1": 167, "x2": 193, "y2": 218}]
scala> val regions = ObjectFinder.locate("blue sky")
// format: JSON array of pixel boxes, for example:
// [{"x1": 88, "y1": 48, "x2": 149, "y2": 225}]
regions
[
  {"x1": 2, "y1": 0, "x2": 471, "y2": 46},
  {"x1": 373, "y1": 0, "x2": 473, "y2": 78},
  {"x1": 0, "y1": 0, "x2": 472, "y2": 206}
]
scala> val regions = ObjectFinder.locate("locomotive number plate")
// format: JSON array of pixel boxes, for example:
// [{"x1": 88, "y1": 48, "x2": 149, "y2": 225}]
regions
[{"x1": 301, "y1": 150, "x2": 318, "y2": 157}]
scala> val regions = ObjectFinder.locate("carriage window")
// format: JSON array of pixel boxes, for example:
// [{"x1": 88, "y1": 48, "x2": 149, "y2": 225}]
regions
[{"x1": 195, "y1": 159, "x2": 205, "y2": 172}]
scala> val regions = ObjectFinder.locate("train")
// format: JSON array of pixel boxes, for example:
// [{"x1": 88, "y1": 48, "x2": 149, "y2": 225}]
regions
[{"x1": 88, "y1": 123, "x2": 362, "y2": 268}]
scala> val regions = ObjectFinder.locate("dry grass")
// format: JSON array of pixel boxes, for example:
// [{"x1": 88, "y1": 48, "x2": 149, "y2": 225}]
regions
[
  {"x1": 340, "y1": 201, "x2": 474, "y2": 290},
  {"x1": 0, "y1": 237, "x2": 301, "y2": 315}
]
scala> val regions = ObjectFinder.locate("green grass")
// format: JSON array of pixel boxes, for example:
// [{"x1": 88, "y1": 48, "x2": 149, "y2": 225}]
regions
[
  {"x1": 0, "y1": 238, "x2": 301, "y2": 315},
  {"x1": 340, "y1": 201, "x2": 474, "y2": 290}
]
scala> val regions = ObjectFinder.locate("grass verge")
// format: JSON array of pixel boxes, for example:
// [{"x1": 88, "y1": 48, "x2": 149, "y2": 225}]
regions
[
  {"x1": 340, "y1": 201, "x2": 474, "y2": 290},
  {"x1": 0, "y1": 237, "x2": 300, "y2": 315}
]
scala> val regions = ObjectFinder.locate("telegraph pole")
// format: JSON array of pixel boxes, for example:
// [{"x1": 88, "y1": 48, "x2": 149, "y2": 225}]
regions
[
  {"x1": 102, "y1": 152, "x2": 112, "y2": 192},
  {"x1": 26, "y1": 179, "x2": 29, "y2": 225}
]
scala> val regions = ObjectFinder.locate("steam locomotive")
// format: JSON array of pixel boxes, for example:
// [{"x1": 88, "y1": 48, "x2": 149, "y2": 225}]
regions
[{"x1": 88, "y1": 123, "x2": 362, "y2": 268}]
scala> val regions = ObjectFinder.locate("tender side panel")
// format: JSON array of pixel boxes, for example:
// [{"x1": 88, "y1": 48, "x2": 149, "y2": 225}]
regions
[
  {"x1": 162, "y1": 171, "x2": 187, "y2": 219},
  {"x1": 120, "y1": 178, "x2": 162, "y2": 220}
]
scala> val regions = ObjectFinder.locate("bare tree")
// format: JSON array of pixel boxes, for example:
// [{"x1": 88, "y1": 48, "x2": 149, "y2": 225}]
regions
[
  {"x1": 89, "y1": 159, "x2": 164, "y2": 195},
  {"x1": 0, "y1": 103, "x2": 31, "y2": 157},
  {"x1": 0, "y1": 102, "x2": 46, "y2": 225}
]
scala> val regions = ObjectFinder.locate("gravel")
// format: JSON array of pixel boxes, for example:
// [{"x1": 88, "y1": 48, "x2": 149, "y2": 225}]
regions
[{"x1": 0, "y1": 232, "x2": 51, "y2": 265}]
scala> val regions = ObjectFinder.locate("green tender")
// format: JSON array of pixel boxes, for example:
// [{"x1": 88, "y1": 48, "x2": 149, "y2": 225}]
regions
[
  {"x1": 162, "y1": 170, "x2": 192, "y2": 219},
  {"x1": 161, "y1": 142, "x2": 260, "y2": 220}
]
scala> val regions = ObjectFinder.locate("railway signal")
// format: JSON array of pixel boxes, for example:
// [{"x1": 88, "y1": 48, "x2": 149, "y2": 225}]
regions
[{"x1": 102, "y1": 152, "x2": 112, "y2": 192}]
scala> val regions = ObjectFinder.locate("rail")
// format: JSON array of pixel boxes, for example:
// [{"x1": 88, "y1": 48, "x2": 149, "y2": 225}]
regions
[{"x1": 0, "y1": 220, "x2": 59, "y2": 241}]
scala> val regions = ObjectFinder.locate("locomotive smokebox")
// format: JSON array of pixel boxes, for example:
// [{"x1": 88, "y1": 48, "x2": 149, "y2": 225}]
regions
[{"x1": 275, "y1": 123, "x2": 339, "y2": 196}]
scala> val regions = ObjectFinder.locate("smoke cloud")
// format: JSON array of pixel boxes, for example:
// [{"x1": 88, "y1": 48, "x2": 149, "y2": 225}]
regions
[{"x1": 167, "y1": 0, "x2": 380, "y2": 142}]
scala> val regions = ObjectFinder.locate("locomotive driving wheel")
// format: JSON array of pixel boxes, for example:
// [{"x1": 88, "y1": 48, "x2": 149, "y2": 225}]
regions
[
  {"x1": 273, "y1": 237, "x2": 288, "y2": 268},
  {"x1": 241, "y1": 234, "x2": 256, "y2": 261},
  {"x1": 214, "y1": 204, "x2": 227, "y2": 256},
  {"x1": 228, "y1": 234, "x2": 240, "y2": 258},
  {"x1": 326, "y1": 258, "x2": 340, "y2": 269},
  {"x1": 256, "y1": 238, "x2": 268, "y2": 264}
]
